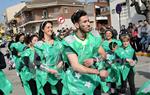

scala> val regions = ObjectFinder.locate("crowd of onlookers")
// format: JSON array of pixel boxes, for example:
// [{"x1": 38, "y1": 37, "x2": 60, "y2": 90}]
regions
[
  {"x1": 94, "y1": 20, "x2": 150, "y2": 54},
  {"x1": 54, "y1": 20, "x2": 150, "y2": 54},
  {"x1": 56, "y1": 27, "x2": 74, "y2": 40},
  {"x1": 118, "y1": 20, "x2": 150, "y2": 53}
]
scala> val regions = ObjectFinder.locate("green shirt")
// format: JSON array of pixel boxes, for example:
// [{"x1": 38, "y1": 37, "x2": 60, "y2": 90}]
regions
[
  {"x1": 102, "y1": 39, "x2": 122, "y2": 52},
  {"x1": 0, "y1": 70, "x2": 13, "y2": 95},
  {"x1": 115, "y1": 44, "x2": 135, "y2": 80},
  {"x1": 20, "y1": 48, "x2": 36, "y2": 81},
  {"x1": 10, "y1": 42, "x2": 26, "y2": 72},
  {"x1": 34, "y1": 40, "x2": 64, "y2": 85},
  {"x1": 62, "y1": 30, "x2": 102, "y2": 95}
]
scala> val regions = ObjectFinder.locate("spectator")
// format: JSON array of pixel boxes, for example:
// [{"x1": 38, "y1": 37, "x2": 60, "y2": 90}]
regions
[
  {"x1": 108, "y1": 26, "x2": 118, "y2": 39},
  {"x1": 119, "y1": 25, "x2": 128, "y2": 39},
  {"x1": 127, "y1": 22, "x2": 133, "y2": 37},
  {"x1": 140, "y1": 20, "x2": 150, "y2": 52},
  {"x1": 130, "y1": 24, "x2": 139, "y2": 51},
  {"x1": 135, "y1": 20, "x2": 143, "y2": 51},
  {"x1": 0, "y1": 51, "x2": 13, "y2": 95}
]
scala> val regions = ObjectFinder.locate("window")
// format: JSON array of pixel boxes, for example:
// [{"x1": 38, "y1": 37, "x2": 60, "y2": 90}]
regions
[
  {"x1": 64, "y1": 7, "x2": 68, "y2": 13},
  {"x1": 42, "y1": 10, "x2": 48, "y2": 18},
  {"x1": 32, "y1": 26, "x2": 36, "y2": 33}
]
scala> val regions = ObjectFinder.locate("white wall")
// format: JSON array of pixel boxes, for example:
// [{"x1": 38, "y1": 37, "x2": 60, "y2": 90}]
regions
[
  {"x1": 5, "y1": 3, "x2": 26, "y2": 22},
  {"x1": 110, "y1": 0, "x2": 125, "y2": 32},
  {"x1": 128, "y1": 0, "x2": 145, "y2": 24},
  {"x1": 110, "y1": 0, "x2": 145, "y2": 32}
]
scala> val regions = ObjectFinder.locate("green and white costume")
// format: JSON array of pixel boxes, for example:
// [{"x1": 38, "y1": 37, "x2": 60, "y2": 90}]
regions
[
  {"x1": 137, "y1": 80, "x2": 150, "y2": 95},
  {"x1": 0, "y1": 70, "x2": 13, "y2": 95},
  {"x1": 102, "y1": 39, "x2": 122, "y2": 52},
  {"x1": 10, "y1": 42, "x2": 26, "y2": 72},
  {"x1": 101, "y1": 39, "x2": 122, "y2": 89},
  {"x1": 115, "y1": 45, "x2": 135, "y2": 81},
  {"x1": 34, "y1": 40, "x2": 64, "y2": 95},
  {"x1": 20, "y1": 48, "x2": 37, "y2": 95},
  {"x1": 62, "y1": 30, "x2": 103, "y2": 95},
  {"x1": 0, "y1": 52, "x2": 13, "y2": 95}
]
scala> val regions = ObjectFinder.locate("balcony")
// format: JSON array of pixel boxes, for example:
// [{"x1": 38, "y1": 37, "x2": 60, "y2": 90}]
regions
[
  {"x1": 17, "y1": 13, "x2": 59, "y2": 27},
  {"x1": 24, "y1": 17, "x2": 34, "y2": 23},
  {"x1": 96, "y1": 5, "x2": 110, "y2": 16},
  {"x1": 96, "y1": 16, "x2": 108, "y2": 20},
  {"x1": 41, "y1": 13, "x2": 60, "y2": 19},
  {"x1": 16, "y1": 10, "x2": 60, "y2": 27},
  {"x1": 17, "y1": 17, "x2": 34, "y2": 26},
  {"x1": 95, "y1": 2, "x2": 109, "y2": 7},
  {"x1": 100, "y1": 11, "x2": 110, "y2": 15}
]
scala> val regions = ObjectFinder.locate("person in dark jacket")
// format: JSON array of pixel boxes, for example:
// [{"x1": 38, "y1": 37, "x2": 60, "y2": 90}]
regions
[
  {"x1": 0, "y1": 51, "x2": 6, "y2": 69},
  {"x1": 0, "y1": 51, "x2": 13, "y2": 95}
]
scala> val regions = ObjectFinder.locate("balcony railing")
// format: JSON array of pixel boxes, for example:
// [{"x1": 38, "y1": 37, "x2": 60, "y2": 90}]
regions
[
  {"x1": 41, "y1": 13, "x2": 60, "y2": 19},
  {"x1": 17, "y1": 17, "x2": 34, "y2": 26},
  {"x1": 24, "y1": 17, "x2": 34, "y2": 23},
  {"x1": 100, "y1": 11, "x2": 110, "y2": 15},
  {"x1": 17, "y1": 13, "x2": 60, "y2": 26}
]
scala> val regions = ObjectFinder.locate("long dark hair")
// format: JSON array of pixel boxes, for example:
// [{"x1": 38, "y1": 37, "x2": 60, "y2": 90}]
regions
[
  {"x1": 38, "y1": 21, "x2": 55, "y2": 40},
  {"x1": 15, "y1": 33, "x2": 25, "y2": 42},
  {"x1": 105, "y1": 29, "x2": 114, "y2": 39},
  {"x1": 71, "y1": 9, "x2": 87, "y2": 24},
  {"x1": 109, "y1": 42, "x2": 117, "y2": 50},
  {"x1": 24, "y1": 34, "x2": 38, "y2": 45}
]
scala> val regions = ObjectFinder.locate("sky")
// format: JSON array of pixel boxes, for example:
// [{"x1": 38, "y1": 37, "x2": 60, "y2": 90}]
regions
[
  {"x1": 0, "y1": 0, "x2": 97, "y2": 23},
  {"x1": 0, "y1": 0, "x2": 23, "y2": 22}
]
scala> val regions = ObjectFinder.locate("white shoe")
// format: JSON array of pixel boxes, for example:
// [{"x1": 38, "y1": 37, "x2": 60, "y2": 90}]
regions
[{"x1": 16, "y1": 72, "x2": 19, "y2": 76}]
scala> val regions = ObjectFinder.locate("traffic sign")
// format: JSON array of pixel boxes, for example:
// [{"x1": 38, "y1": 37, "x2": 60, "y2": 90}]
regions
[
  {"x1": 57, "y1": 16, "x2": 65, "y2": 24},
  {"x1": 116, "y1": 4, "x2": 122, "y2": 14}
]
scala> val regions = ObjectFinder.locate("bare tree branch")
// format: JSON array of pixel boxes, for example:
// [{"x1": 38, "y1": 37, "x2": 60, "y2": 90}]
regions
[{"x1": 141, "y1": 0, "x2": 147, "y2": 6}]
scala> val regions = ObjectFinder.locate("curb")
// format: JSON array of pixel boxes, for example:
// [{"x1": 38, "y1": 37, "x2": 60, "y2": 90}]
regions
[{"x1": 136, "y1": 52, "x2": 150, "y2": 57}]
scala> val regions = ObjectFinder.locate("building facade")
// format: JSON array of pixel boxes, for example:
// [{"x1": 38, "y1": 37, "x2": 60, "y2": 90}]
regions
[
  {"x1": 94, "y1": 0, "x2": 111, "y2": 26},
  {"x1": 14, "y1": 0, "x2": 84, "y2": 34},
  {"x1": 4, "y1": 3, "x2": 26, "y2": 34},
  {"x1": 5, "y1": 0, "x2": 111, "y2": 34}
]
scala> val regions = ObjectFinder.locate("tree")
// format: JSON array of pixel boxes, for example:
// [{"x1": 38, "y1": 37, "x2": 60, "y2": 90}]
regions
[{"x1": 130, "y1": 0, "x2": 150, "y2": 24}]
